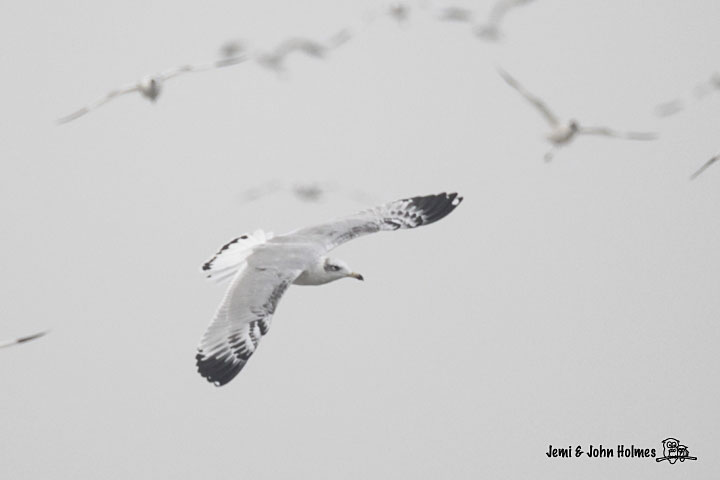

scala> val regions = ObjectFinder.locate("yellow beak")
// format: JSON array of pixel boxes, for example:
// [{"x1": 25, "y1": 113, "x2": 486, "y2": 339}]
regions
[{"x1": 348, "y1": 272, "x2": 364, "y2": 281}]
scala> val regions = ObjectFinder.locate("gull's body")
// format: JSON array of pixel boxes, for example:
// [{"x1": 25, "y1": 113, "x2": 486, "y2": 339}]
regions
[
  {"x1": 219, "y1": 40, "x2": 246, "y2": 59},
  {"x1": 0, "y1": 331, "x2": 47, "y2": 349},
  {"x1": 389, "y1": 3, "x2": 411, "y2": 23},
  {"x1": 196, "y1": 192, "x2": 463, "y2": 386},
  {"x1": 498, "y1": 68, "x2": 657, "y2": 161},
  {"x1": 57, "y1": 56, "x2": 247, "y2": 124},
  {"x1": 690, "y1": 155, "x2": 719, "y2": 180}
]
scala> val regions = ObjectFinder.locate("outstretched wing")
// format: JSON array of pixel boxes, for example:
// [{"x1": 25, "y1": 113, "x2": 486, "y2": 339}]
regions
[
  {"x1": 498, "y1": 68, "x2": 560, "y2": 127},
  {"x1": 196, "y1": 264, "x2": 302, "y2": 386},
  {"x1": 690, "y1": 155, "x2": 719, "y2": 180},
  {"x1": 477, "y1": 0, "x2": 534, "y2": 40},
  {"x1": 655, "y1": 99, "x2": 684, "y2": 117},
  {"x1": 0, "y1": 331, "x2": 47, "y2": 349},
  {"x1": 436, "y1": 7, "x2": 474, "y2": 22},
  {"x1": 487, "y1": 0, "x2": 534, "y2": 24},
  {"x1": 578, "y1": 126, "x2": 657, "y2": 140},
  {"x1": 287, "y1": 192, "x2": 463, "y2": 252},
  {"x1": 57, "y1": 84, "x2": 140, "y2": 124},
  {"x1": 158, "y1": 56, "x2": 248, "y2": 81}
]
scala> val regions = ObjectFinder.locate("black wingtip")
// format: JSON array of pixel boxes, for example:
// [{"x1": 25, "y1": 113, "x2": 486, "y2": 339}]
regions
[
  {"x1": 407, "y1": 192, "x2": 463, "y2": 225},
  {"x1": 16, "y1": 331, "x2": 48, "y2": 344},
  {"x1": 196, "y1": 352, "x2": 245, "y2": 387}
]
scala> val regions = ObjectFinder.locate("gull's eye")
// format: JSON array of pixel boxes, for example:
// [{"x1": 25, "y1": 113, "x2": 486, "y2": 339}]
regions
[{"x1": 326, "y1": 264, "x2": 341, "y2": 272}]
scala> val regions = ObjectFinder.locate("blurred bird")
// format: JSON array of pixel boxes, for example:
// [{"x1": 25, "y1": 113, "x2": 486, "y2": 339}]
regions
[
  {"x1": 219, "y1": 39, "x2": 247, "y2": 59},
  {"x1": 436, "y1": 6, "x2": 475, "y2": 23},
  {"x1": 690, "y1": 154, "x2": 719, "y2": 180},
  {"x1": 255, "y1": 37, "x2": 329, "y2": 74},
  {"x1": 325, "y1": 27, "x2": 355, "y2": 50},
  {"x1": 389, "y1": 2, "x2": 411, "y2": 23},
  {"x1": 475, "y1": 0, "x2": 535, "y2": 41},
  {"x1": 654, "y1": 99, "x2": 685, "y2": 117},
  {"x1": 196, "y1": 192, "x2": 463, "y2": 386},
  {"x1": 498, "y1": 68, "x2": 657, "y2": 161},
  {"x1": 655, "y1": 72, "x2": 720, "y2": 117},
  {"x1": 57, "y1": 56, "x2": 247, "y2": 124},
  {"x1": 239, "y1": 181, "x2": 375, "y2": 205},
  {"x1": 692, "y1": 72, "x2": 720, "y2": 99},
  {"x1": 0, "y1": 331, "x2": 47, "y2": 349}
]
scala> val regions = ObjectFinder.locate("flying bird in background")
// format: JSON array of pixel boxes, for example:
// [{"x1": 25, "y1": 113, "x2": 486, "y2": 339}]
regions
[
  {"x1": 435, "y1": 6, "x2": 475, "y2": 23},
  {"x1": 57, "y1": 56, "x2": 247, "y2": 124},
  {"x1": 654, "y1": 99, "x2": 685, "y2": 117},
  {"x1": 690, "y1": 154, "x2": 719, "y2": 180},
  {"x1": 655, "y1": 72, "x2": 720, "y2": 117},
  {"x1": 388, "y1": 2, "x2": 411, "y2": 23},
  {"x1": 196, "y1": 192, "x2": 463, "y2": 386},
  {"x1": 0, "y1": 331, "x2": 47, "y2": 349},
  {"x1": 239, "y1": 181, "x2": 376, "y2": 205},
  {"x1": 219, "y1": 39, "x2": 247, "y2": 59},
  {"x1": 498, "y1": 68, "x2": 657, "y2": 161},
  {"x1": 475, "y1": 0, "x2": 535, "y2": 41},
  {"x1": 255, "y1": 37, "x2": 331, "y2": 74},
  {"x1": 693, "y1": 72, "x2": 720, "y2": 99}
]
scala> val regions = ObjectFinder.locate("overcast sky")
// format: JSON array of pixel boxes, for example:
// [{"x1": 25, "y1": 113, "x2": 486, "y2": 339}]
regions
[{"x1": 1, "y1": 0, "x2": 719, "y2": 478}]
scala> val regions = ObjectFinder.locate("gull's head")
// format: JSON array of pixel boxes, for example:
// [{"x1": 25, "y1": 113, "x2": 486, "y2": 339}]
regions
[
  {"x1": 323, "y1": 258, "x2": 363, "y2": 282},
  {"x1": 139, "y1": 76, "x2": 162, "y2": 102},
  {"x1": 568, "y1": 120, "x2": 580, "y2": 132}
]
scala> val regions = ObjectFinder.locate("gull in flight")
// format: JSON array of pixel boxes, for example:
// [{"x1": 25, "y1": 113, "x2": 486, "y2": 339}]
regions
[
  {"x1": 475, "y1": 0, "x2": 535, "y2": 41},
  {"x1": 0, "y1": 331, "x2": 47, "y2": 349},
  {"x1": 219, "y1": 39, "x2": 247, "y2": 59},
  {"x1": 655, "y1": 72, "x2": 720, "y2": 117},
  {"x1": 690, "y1": 154, "x2": 719, "y2": 180},
  {"x1": 389, "y1": 2, "x2": 411, "y2": 23},
  {"x1": 498, "y1": 68, "x2": 657, "y2": 162},
  {"x1": 693, "y1": 72, "x2": 720, "y2": 99},
  {"x1": 435, "y1": 6, "x2": 475, "y2": 23},
  {"x1": 239, "y1": 180, "x2": 376, "y2": 205},
  {"x1": 196, "y1": 192, "x2": 463, "y2": 386},
  {"x1": 57, "y1": 56, "x2": 247, "y2": 124},
  {"x1": 255, "y1": 37, "x2": 330, "y2": 74},
  {"x1": 654, "y1": 99, "x2": 685, "y2": 117}
]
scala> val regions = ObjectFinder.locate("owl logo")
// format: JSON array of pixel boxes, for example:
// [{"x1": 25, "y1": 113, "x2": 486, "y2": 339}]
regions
[{"x1": 656, "y1": 437, "x2": 697, "y2": 464}]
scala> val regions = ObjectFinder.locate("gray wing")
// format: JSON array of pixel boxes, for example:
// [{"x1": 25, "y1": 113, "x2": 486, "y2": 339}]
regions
[
  {"x1": 0, "y1": 331, "x2": 47, "y2": 349},
  {"x1": 57, "y1": 83, "x2": 140, "y2": 124},
  {"x1": 286, "y1": 192, "x2": 463, "y2": 252},
  {"x1": 277, "y1": 38, "x2": 327, "y2": 59},
  {"x1": 487, "y1": 0, "x2": 534, "y2": 24},
  {"x1": 655, "y1": 99, "x2": 684, "y2": 117},
  {"x1": 157, "y1": 56, "x2": 248, "y2": 81},
  {"x1": 578, "y1": 126, "x2": 657, "y2": 140},
  {"x1": 196, "y1": 256, "x2": 304, "y2": 386},
  {"x1": 498, "y1": 68, "x2": 560, "y2": 127},
  {"x1": 437, "y1": 7, "x2": 475, "y2": 22},
  {"x1": 690, "y1": 155, "x2": 719, "y2": 180},
  {"x1": 477, "y1": 0, "x2": 534, "y2": 38},
  {"x1": 256, "y1": 38, "x2": 326, "y2": 72}
]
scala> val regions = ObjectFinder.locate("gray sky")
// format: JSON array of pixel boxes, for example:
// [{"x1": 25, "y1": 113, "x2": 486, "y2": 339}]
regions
[{"x1": 1, "y1": 0, "x2": 719, "y2": 478}]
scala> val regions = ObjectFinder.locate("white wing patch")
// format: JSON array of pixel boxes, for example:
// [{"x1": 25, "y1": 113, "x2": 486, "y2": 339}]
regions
[{"x1": 201, "y1": 230, "x2": 273, "y2": 284}]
